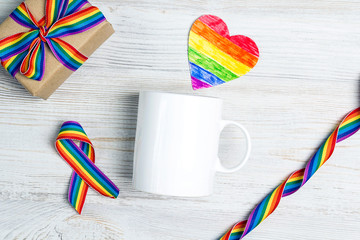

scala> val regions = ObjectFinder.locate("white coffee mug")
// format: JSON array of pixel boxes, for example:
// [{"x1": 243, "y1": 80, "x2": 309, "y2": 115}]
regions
[{"x1": 132, "y1": 91, "x2": 251, "y2": 197}]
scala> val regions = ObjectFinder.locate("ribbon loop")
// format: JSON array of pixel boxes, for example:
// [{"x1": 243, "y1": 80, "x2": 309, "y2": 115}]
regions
[
  {"x1": 9, "y1": 3, "x2": 38, "y2": 29},
  {"x1": 20, "y1": 38, "x2": 45, "y2": 80},
  {"x1": 55, "y1": 121, "x2": 119, "y2": 214},
  {"x1": 0, "y1": 0, "x2": 106, "y2": 81},
  {"x1": 0, "y1": 30, "x2": 38, "y2": 61}
]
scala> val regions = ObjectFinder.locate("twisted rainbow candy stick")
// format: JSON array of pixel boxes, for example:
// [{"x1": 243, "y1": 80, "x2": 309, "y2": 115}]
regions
[
  {"x1": 55, "y1": 121, "x2": 119, "y2": 214},
  {"x1": 220, "y1": 107, "x2": 360, "y2": 239}
]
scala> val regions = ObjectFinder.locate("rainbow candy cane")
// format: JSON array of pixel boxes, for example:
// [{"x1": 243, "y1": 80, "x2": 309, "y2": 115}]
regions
[
  {"x1": 220, "y1": 107, "x2": 360, "y2": 239},
  {"x1": 55, "y1": 121, "x2": 119, "y2": 214}
]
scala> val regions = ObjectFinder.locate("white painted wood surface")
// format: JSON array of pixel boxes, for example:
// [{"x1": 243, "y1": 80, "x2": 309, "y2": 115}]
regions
[{"x1": 1, "y1": 0, "x2": 360, "y2": 239}]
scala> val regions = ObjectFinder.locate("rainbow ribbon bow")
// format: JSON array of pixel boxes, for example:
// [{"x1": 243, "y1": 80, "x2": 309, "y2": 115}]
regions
[
  {"x1": 55, "y1": 121, "x2": 119, "y2": 214},
  {"x1": 0, "y1": 0, "x2": 106, "y2": 81},
  {"x1": 220, "y1": 107, "x2": 360, "y2": 239}
]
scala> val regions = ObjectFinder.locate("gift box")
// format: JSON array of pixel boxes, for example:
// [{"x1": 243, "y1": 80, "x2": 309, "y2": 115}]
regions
[{"x1": 0, "y1": 0, "x2": 114, "y2": 99}]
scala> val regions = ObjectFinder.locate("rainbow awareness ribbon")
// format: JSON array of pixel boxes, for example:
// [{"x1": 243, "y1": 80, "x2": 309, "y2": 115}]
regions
[
  {"x1": 220, "y1": 107, "x2": 360, "y2": 239},
  {"x1": 55, "y1": 121, "x2": 119, "y2": 214},
  {"x1": 0, "y1": 0, "x2": 106, "y2": 81}
]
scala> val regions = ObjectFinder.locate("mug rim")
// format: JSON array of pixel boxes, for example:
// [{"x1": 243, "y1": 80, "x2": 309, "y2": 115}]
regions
[{"x1": 140, "y1": 91, "x2": 221, "y2": 102}]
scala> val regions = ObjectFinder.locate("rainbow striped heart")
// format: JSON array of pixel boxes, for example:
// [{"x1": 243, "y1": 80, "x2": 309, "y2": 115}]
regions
[{"x1": 188, "y1": 15, "x2": 259, "y2": 90}]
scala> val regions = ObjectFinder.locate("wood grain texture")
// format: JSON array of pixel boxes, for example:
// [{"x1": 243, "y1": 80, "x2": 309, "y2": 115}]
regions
[{"x1": 1, "y1": 0, "x2": 360, "y2": 239}]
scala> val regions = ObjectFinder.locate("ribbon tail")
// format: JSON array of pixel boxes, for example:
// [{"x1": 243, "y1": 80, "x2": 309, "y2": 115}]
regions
[
  {"x1": 47, "y1": 38, "x2": 87, "y2": 71},
  {"x1": 65, "y1": 0, "x2": 89, "y2": 16},
  {"x1": 56, "y1": 138, "x2": 119, "y2": 199},
  {"x1": 45, "y1": 0, "x2": 70, "y2": 29},
  {"x1": 68, "y1": 171, "x2": 88, "y2": 214},
  {"x1": 1, "y1": 51, "x2": 28, "y2": 77},
  {"x1": 68, "y1": 141, "x2": 94, "y2": 214}
]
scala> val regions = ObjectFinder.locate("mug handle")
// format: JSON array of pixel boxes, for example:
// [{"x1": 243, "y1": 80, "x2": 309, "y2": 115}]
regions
[{"x1": 215, "y1": 120, "x2": 251, "y2": 173}]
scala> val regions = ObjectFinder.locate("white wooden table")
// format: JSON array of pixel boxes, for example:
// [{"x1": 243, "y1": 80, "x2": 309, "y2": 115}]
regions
[{"x1": 1, "y1": 0, "x2": 360, "y2": 239}]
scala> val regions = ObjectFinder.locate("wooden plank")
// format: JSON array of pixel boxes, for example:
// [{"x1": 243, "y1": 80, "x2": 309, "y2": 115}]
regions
[{"x1": 0, "y1": 0, "x2": 360, "y2": 239}]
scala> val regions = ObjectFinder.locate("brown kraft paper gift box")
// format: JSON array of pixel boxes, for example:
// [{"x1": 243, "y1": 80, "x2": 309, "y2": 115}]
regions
[{"x1": 0, "y1": 0, "x2": 114, "y2": 99}]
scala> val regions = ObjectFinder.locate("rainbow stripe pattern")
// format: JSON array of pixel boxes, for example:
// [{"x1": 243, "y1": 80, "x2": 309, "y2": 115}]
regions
[
  {"x1": 188, "y1": 15, "x2": 259, "y2": 90},
  {"x1": 55, "y1": 121, "x2": 119, "y2": 214},
  {"x1": 220, "y1": 107, "x2": 360, "y2": 239},
  {"x1": 0, "y1": 0, "x2": 105, "y2": 80}
]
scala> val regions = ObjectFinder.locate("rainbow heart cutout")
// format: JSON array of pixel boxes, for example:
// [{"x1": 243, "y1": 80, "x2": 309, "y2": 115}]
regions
[{"x1": 188, "y1": 15, "x2": 260, "y2": 90}]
